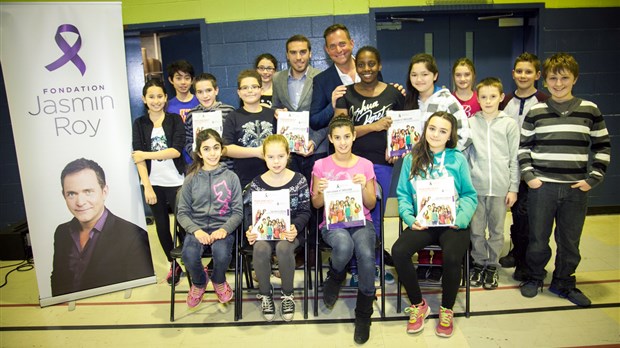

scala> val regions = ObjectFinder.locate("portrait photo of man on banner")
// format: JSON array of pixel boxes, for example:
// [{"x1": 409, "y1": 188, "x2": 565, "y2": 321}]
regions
[{"x1": 0, "y1": 2, "x2": 156, "y2": 306}]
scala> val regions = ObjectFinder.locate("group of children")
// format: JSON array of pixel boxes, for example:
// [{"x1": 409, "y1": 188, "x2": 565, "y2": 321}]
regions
[{"x1": 129, "y1": 37, "x2": 610, "y2": 343}]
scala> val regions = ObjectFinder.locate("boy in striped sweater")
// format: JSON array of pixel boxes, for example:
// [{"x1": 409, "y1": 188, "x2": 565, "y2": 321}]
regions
[{"x1": 518, "y1": 53, "x2": 611, "y2": 307}]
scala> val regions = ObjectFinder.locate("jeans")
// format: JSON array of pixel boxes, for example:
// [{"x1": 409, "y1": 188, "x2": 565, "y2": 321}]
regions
[
  {"x1": 392, "y1": 226, "x2": 470, "y2": 308},
  {"x1": 470, "y1": 195, "x2": 507, "y2": 267},
  {"x1": 321, "y1": 221, "x2": 376, "y2": 296},
  {"x1": 526, "y1": 183, "x2": 587, "y2": 289},
  {"x1": 181, "y1": 232, "x2": 234, "y2": 286},
  {"x1": 253, "y1": 239, "x2": 300, "y2": 295},
  {"x1": 149, "y1": 185, "x2": 180, "y2": 262}
]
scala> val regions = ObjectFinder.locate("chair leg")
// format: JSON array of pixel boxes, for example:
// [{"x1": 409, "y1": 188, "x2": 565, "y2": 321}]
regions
[
  {"x1": 313, "y1": 246, "x2": 320, "y2": 317},
  {"x1": 170, "y1": 259, "x2": 177, "y2": 322}
]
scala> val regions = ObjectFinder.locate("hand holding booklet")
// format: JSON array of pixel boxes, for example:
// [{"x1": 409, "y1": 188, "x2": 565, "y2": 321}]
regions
[
  {"x1": 323, "y1": 180, "x2": 365, "y2": 230},
  {"x1": 250, "y1": 189, "x2": 291, "y2": 240}
]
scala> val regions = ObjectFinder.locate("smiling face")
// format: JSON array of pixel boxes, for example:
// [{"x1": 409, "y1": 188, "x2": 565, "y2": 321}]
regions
[
  {"x1": 512, "y1": 61, "x2": 541, "y2": 92},
  {"x1": 324, "y1": 29, "x2": 354, "y2": 67},
  {"x1": 237, "y1": 77, "x2": 262, "y2": 106},
  {"x1": 142, "y1": 85, "x2": 167, "y2": 113},
  {"x1": 195, "y1": 79, "x2": 218, "y2": 108},
  {"x1": 198, "y1": 137, "x2": 222, "y2": 171},
  {"x1": 287, "y1": 40, "x2": 311, "y2": 75},
  {"x1": 425, "y1": 116, "x2": 452, "y2": 153},
  {"x1": 169, "y1": 71, "x2": 193, "y2": 94},
  {"x1": 256, "y1": 58, "x2": 276, "y2": 84},
  {"x1": 453, "y1": 65, "x2": 474, "y2": 92},
  {"x1": 328, "y1": 125, "x2": 356, "y2": 155},
  {"x1": 545, "y1": 70, "x2": 577, "y2": 103},
  {"x1": 410, "y1": 62, "x2": 438, "y2": 97},
  {"x1": 477, "y1": 85, "x2": 504, "y2": 116},
  {"x1": 264, "y1": 142, "x2": 289, "y2": 175},
  {"x1": 356, "y1": 50, "x2": 381, "y2": 84},
  {"x1": 63, "y1": 169, "x2": 108, "y2": 228}
]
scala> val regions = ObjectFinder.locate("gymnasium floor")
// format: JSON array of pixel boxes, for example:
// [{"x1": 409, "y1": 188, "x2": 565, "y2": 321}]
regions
[{"x1": 1, "y1": 214, "x2": 619, "y2": 347}]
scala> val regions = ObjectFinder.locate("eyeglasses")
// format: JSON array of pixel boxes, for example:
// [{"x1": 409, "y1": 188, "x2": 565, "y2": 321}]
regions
[
  {"x1": 257, "y1": 66, "x2": 275, "y2": 72},
  {"x1": 327, "y1": 41, "x2": 349, "y2": 52},
  {"x1": 239, "y1": 85, "x2": 261, "y2": 91}
]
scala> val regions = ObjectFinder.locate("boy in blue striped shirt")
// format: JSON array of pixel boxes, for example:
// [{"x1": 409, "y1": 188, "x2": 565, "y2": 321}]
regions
[{"x1": 518, "y1": 53, "x2": 611, "y2": 307}]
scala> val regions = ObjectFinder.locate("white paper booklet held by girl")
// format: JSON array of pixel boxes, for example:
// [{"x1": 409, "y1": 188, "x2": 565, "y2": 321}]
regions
[
  {"x1": 251, "y1": 189, "x2": 291, "y2": 240},
  {"x1": 323, "y1": 180, "x2": 365, "y2": 230}
]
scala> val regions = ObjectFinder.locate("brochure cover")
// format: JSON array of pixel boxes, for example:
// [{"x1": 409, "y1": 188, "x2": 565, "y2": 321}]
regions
[
  {"x1": 192, "y1": 110, "x2": 223, "y2": 151},
  {"x1": 323, "y1": 180, "x2": 365, "y2": 230},
  {"x1": 386, "y1": 109, "x2": 423, "y2": 157},
  {"x1": 277, "y1": 111, "x2": 309, "y2": 153},
  {"x1": 414, "y1": 176, "x2": 456, "y2": 227},
  {"x1": 251, "y1": 189, "x2": 291, "y2": 240}
]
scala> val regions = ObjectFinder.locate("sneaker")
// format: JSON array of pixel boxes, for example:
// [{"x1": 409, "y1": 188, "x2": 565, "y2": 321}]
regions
[
  {"x1": 349, "y1": 272, "x2": 359, "y2": 287},
  {"x1": 548, "y1": 286, "x2": 591, "y2": 307},
  {"x1": 186, "y1": 284, "x2": 206, "y2": 308},
  {"x1": 416, "y1": 265, "x2": 429, "y2": 280},
  {"x1": 435, "y1": 306, "x2": 454, "y2": 338},
  {"x1": 512, "y1": 266, "x2": 528, "y2": 282},
  {"x1": 499, "y1": 250, "x2": 515, "y2": 268},
  {"x1": 520, "y1": 279, "x2": 544, "y2": 298},
  {"x1": 280, "y1": 292, "x2": 296, "y2": 321},
  {"x1": 384, "y1": 269, "x2": 395, "y2": 285},
  {"x1": 470, "y1": 263, "x2": 484, "y2": 287},
  {"x1": 374, "y1": 266, "x2": 395, "y2": 284},
  {"x1": 427, "y1": 267, "x2": 442, "y2": 283},
  {"x1": 483, "y1": 266, "x2": 498, "y2": 290},
  {"x1": 257, "y1": 292, "x2": 276, "y2": 321},
  {"x1": 403, "y1": 299, "x2": 430, "y2": 334},
  {"x1": 166, "y1": 263, "x2": 182, "y2": 286},
  {"x1": 213, "y1": 281, "x2": 233, "y2": 304}
]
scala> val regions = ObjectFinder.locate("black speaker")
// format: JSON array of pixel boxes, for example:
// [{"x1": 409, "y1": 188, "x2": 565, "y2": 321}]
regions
[{"x1": 0, "y1": 220, "x2": 31, "y2": 261}]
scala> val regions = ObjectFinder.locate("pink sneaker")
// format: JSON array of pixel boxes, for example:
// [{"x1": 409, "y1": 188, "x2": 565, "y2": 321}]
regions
[
  {"x1": 404, "y1": 299, "x2": 430, "y2": 333},
  {"x1": 435, "y1": 306, "x2": 454, "y2": 338},
  {"x1": 187, "y1": 285, "x2": 206, "y2": 308},
  {"x1": 186, "y1": 268, "x2": 209, "y2": 308},
  {"x1": 213, "y1": 281, "x2": 233, "y2": 304}
]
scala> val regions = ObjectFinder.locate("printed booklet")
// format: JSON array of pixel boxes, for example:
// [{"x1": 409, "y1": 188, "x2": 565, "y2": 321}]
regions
[
  {"x1": 277, "y1": 111, "x2": 309, "y2": 153},
  {"x1": 323, "y1": 180, "x2": 365, "y2": 230},
  {"x1": 386, "y1": 109, "x2": 423, "y2": 157},
  {"x1": 251, "y1": 189, "x2": 291, "y2": 240},
  {"x1": 191, "y1": 110, "x2": 223, "y2": 151},
  {"x1": 414, "y1": 176, "x2": 456, "y2": 227}
]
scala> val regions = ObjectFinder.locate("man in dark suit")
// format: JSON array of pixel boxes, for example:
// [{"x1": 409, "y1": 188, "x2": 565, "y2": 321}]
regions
[
  {"x1": 51, "y1": 158, "x2": 154, "y2": 297},
  {"x1": 272, "y1": 34, "x2": 326, "y2": 183},
  {"x1": 310, "y1": 23, "x2": 359, "y2": 131}
]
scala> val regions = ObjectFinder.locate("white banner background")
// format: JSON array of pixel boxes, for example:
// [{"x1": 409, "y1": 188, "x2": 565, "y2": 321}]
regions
[{"x1": 0, "y1": 2, "x2": 155, "y2": 306}]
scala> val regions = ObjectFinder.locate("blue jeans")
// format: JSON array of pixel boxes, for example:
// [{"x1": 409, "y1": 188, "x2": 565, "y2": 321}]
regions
[
  {"x1": 526, "y1": 183, "x2": 588, "y2": 289},
  {"x1": 181, "y1": 232, "x2": 234, "y2": 286},
  {"x1": 321, "y1": 221, "x2": 376, "y2": 296}
]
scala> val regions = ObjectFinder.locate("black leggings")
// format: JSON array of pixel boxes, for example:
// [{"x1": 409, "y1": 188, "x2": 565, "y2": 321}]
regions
[
  {"x1": 149, "y1": 185, "x2": 180, "y2": 262},
  {"x1": 392, "y1": 226, "x2": 470, "y2": 309}
]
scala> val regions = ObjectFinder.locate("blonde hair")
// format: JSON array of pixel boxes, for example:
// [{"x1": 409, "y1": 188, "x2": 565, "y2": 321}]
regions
[
  {"x1": 262, "y1": 134, "x2": 290, "y2": 156},
  {"x1": 476, "y1": 77, "x2": 503, "y2": 94}
]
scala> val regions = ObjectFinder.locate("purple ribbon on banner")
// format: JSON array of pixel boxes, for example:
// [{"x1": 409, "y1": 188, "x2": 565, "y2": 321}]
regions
[{"x1": 45, "y1": 24, "x2": 86, "y2": 76}]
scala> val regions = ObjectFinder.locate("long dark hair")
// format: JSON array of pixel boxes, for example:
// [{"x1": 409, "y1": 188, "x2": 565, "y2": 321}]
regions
[
  {"x1": 404, "y1": 53, "x2": 439, "y2": 110},
  {"x1": 409, "y1": 111, "x2": 458, "y2": 179},
  {"x1": 187, "y1": 129, "x2": 226, "y2": 176}
]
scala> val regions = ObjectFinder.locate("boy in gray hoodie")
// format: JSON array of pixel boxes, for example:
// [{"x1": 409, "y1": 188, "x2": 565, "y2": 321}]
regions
[{"x1": 465, "y1": 77, "x2": 520, "y2": 290}]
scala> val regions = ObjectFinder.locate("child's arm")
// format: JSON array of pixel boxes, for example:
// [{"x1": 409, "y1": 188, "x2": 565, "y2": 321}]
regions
[
  {"x1": 218, "y1": 173, "x2": 244, "y2": 236},
  {"x1": 454, "y1": 154, "x2": 478, "y2": 229},
  {"x1": 135, "y1": 161, "x2": 156, "y2": 205},
  {"x1": 311, "y1": 174, "x2": 327, "y2": 209},
  {"x1": 224, "y1": 144, "x2": 263, "y2": 159},
  {"x1": 506, "y1": 118, "x2": 520, "y2": 208},
  {"x1": 291, "y1": 176, "x2": 311, "y2": 235},
  {"x1": 353, "y1": 174, "x2": 376, "y2": 211},
  {"x1": 176, "y1": 178, "x2": 202, "y2": 235},
  {"x1": 578, "y1": 105, "x2": 611, "y2": 190},
  {"x1": 518, "y1": 110, "x2": 542, "y2": 188},
  {"x1": 396, "y1": 155, "x2": 417, "y2": 229},
  {"x1": 184, "y1": 112, "x2": 194, "y2": 156}
]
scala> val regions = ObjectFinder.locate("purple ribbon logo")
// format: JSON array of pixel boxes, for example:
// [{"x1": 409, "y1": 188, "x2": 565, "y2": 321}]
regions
[{"x1": 45, "y1": 24, "x2": 86, "y2": 76}]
